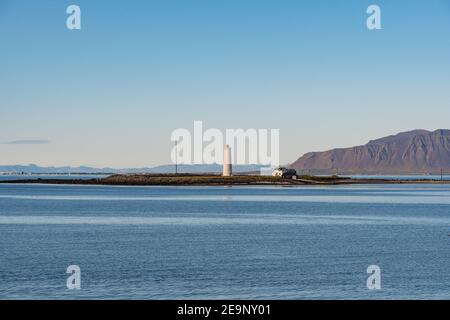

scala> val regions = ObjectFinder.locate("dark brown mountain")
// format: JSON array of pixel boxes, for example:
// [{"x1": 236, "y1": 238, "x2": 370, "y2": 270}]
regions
[{"x1": 290, "y1": 129, "x2": 450, "y2": 174}]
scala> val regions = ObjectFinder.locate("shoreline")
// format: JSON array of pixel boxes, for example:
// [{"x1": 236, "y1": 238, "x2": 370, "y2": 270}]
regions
[{"x1": 1, "y1": 174, "x2": 449, "y2": 186}]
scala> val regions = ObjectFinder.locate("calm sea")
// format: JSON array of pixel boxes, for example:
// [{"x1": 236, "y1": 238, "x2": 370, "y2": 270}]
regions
[
  {"x1": 0, "y1": 183, "x2": 449, "y2": 299},
  {"x1": 0, "y1": 174, "x2": 109, "y2": 181}
]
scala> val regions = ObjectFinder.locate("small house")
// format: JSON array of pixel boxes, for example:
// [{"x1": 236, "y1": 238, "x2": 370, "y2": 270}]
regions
[{"x1": 272, "y1": 167, "x2": 297, "y2": 179}]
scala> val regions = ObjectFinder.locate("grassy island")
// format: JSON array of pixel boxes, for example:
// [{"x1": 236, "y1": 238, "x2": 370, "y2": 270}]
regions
[{"x1": 1, "y1": 174, "x2": 449, "y2": 186}]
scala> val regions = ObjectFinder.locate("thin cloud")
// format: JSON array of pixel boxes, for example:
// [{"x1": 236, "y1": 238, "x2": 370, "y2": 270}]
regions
[{"x1": 1, "y1": 140, "x2": 51, "y2": 145}]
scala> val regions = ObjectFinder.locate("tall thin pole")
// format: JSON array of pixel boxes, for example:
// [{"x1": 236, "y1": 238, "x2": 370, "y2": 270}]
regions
[{"x1": 175, "y1": 140, "x2": 178, "y2": 175}]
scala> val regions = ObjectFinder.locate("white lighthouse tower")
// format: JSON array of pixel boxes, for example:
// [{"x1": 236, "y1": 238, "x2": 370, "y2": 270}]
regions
[{"x1": 223, "y1": 144, "x2": 232, "y2": 176}]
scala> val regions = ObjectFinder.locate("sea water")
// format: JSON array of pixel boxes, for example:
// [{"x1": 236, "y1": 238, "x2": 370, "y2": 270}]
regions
[{"x1": 0, "y1": 183, "x2": 449, "y2": 299}]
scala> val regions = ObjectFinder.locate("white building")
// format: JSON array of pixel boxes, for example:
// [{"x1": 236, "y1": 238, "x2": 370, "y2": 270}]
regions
[
  {"x1": 223, "y1": 145, "x2": 232, "y2": 176},
  {"x1": 272, "y1": 167, "x2": 297, "y2": 179}
]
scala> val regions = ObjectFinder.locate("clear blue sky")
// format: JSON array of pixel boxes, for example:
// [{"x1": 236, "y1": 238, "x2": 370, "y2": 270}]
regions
[{"x1": 1, "y1": 0, "x2": 450, "y2": 168}]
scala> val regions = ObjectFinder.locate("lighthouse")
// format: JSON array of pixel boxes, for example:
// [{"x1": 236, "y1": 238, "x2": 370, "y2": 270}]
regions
[{"x1": 223, "y1": 144, "x2": 232, "y2": 176}]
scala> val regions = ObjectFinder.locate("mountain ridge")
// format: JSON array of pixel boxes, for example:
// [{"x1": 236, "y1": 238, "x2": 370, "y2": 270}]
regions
[
  {"x1": 0, "y1": 164, "x2": 264, "y2": 174},
  {"x1": 291, "y1": 129, "x2": 450, "y2": 174}
]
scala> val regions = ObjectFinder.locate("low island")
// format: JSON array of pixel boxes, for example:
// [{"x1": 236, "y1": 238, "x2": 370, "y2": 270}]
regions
[{"x1": 0, "y1": 174, "x2": 449, "y2": 186}]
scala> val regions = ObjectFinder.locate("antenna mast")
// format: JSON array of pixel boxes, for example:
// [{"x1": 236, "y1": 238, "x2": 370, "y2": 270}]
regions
[{"x1": 175, "y1": 140, "x2": 178, "y2": 175}]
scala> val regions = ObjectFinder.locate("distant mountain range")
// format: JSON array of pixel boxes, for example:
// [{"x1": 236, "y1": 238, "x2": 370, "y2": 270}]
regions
[
  {"x1": 4, "y1": 129, "x2": 450, "y2": 175},
  {"x1": 0, "y1": 164, "x2": 264, "y2": 175},
  {"x1": 291, "y1": 129, "x2": 450, "y2": 174}
]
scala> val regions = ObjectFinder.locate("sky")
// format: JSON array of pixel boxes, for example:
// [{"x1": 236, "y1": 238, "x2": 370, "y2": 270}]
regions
[{"x1": 1, "y1": 0, "x2": 450, "y2": 168}]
